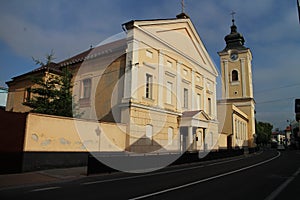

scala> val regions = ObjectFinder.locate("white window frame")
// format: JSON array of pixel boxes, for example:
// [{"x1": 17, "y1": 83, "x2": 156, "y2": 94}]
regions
[
  {"x1": 146, "y1": 50, "x2": 153, "y2": 58},
  {"x1": 196, "y1": 93, "x2": 201, "y2": 110},
  {"x1": 208, "y1": 98, "x2": 212, "y2": 116},
  {"x1": 80, "y1": 78, "x2": 92, "y2": 99},
  {"x1": 145, "y1": 74, "x2": 153, "y2": 99},
  {"x1": 166, "y1": 81, "x2": 172, "y2": 104},
  {"x1": 167, "y1": 61, "x2": 172, "y2": 68},
  {"x1": 183, "y1": 88, "x2": 188, "y2": 109}
]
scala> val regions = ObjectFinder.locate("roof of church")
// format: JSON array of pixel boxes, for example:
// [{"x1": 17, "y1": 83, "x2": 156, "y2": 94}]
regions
[
  {"x1": 7, "y1": 38, "x2": 127, "y2": 83},
  {"x1": 123, "y1": 12, "x2": 190, "y2": 30},
  {"x1": 7, "y1": 62, "x2": 61, "y2": 82},
  {"x1": 59, "y1": 38, "x2": 126, "y2": 67},
  {"x1": 8, "y1": 12, "x2": 202, "y2": 84},
  {"x1": 220, "y1": 19, "x2": 248, "y2": 53}
]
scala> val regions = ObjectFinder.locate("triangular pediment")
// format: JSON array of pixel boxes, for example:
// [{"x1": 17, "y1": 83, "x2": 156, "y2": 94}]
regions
[
  {"x1": 195, "y1": 111, "x2": 211, "y2": 121},
  {"x1": 135, "y1": 19, "x2": 218, "y2": 76},
  {"x1": 182, "y1": 110, "x2": 211, "y2": 121}
]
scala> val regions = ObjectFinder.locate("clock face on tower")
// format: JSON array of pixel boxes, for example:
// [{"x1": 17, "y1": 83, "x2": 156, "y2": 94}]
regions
[{"x1": 230, "y1": 52, "x2": 238, "y2": 61}]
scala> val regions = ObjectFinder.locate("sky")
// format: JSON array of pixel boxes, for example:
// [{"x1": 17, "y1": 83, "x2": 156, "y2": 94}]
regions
[{"x1": 0, "y1": 0, "x2": 299, "y2": 130}]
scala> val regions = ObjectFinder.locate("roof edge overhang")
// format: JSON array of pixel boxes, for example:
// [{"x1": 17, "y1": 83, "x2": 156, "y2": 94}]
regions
[{"x1": 125, "y1": 18, "x2": 219, "y2": 77}]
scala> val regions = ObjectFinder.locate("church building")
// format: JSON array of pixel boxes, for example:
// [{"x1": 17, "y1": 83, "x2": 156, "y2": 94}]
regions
[
  {"x1": 217, "y1": 17, "x2": 256, "y2": 149},
  {"x1": 5, "y1": 12, "x2": 220, "y2": 153}
]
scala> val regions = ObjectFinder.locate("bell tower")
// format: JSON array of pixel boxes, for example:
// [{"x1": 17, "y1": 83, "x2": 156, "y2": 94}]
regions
[
  {"x1": 218, "y1": 15, "x2": 256, "y2": 147},
  {"x1": 218, "y1": 16, "x2": 253, "y2": 100}
]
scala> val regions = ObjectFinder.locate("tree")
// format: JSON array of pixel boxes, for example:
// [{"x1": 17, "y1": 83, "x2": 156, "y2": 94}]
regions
[
  {"x1": 255, "y1": 121, "x2": 273, "y2": 145},
  {"x1": 23, "y1": 51, "x2": 81, "y2": 117}
]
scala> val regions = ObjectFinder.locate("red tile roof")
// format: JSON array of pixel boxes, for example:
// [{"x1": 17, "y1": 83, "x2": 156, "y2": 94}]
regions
[
  {"x1": 59, "y1": 38, "x2": 126, "y2": 67},
  {"x1": 7, "y1": 38, "x2": 127, "y2": 83}
]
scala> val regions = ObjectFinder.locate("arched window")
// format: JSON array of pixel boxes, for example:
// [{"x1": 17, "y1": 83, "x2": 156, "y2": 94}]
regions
[{"x1": 232, "y1": 70, "x2": 239, "y2": 81}]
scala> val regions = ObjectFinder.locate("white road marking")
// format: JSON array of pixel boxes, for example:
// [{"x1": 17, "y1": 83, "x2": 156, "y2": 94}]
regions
[
  {"x1": 206, "y1": 157, "x2": 244, "y2": 166},
  {"x1": 81, "y1": 157, "x2": 244, "y2": 185},
  {"x1": 264, "y1": 166, "x2": 300, "y2": 200},
  {"x1": 129, "y1": 152, "x2": 281, "y2": 200},
  {"x1": 30, "y1": 186, "x2": 60, "y2": 192}
]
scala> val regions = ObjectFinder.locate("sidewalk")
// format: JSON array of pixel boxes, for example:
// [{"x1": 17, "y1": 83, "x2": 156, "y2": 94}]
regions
[
  {"x1": 0, "y1": 166, "x2": 87, "y2": 190},
  {"x1": 0, "y1": 151, "x2": 261, "y2": 190}
]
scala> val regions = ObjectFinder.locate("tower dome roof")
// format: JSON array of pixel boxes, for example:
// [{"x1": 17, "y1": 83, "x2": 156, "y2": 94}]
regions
[{"x1": 221, "y1": 19, "x2": 247, "y2": 52}]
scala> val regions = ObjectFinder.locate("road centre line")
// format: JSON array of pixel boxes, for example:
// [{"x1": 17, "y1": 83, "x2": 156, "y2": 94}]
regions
[
  {"x1": 29, "y1": 186, "x2": 61, "y2": 192},
  {"x1": 81, "y1": 156, "x2": 245, "y2": 185},
  {"x1": 129, "y1": 151, "x2": 281, "y2": 200}
]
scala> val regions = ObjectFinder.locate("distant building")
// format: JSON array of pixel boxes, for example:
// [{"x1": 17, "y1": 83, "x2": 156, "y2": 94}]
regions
[
  {"x1": 6, "y1": 62, "x2": 61, "y2": 112},
  {"x1": 0, "y1": 87, "x2": 8, "y2": 110},
  {"x1": 271, "y1": 130, "x2": 286, "y2": 145}
]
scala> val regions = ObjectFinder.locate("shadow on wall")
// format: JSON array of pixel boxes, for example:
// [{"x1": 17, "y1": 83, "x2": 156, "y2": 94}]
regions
[{"x1": 0, "y1": 110, "x2": 28, "y2": 174}]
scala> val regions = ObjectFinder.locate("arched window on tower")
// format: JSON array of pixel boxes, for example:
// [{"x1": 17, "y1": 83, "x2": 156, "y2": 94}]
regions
[{"x1": 232, "y1": 70, "x2": 239, "y2": 82}]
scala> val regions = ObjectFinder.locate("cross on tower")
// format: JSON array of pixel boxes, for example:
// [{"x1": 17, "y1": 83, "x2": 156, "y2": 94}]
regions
[
  {"x1": 181, "y1": 0, "x2": 185, "y2": 13},
  {"x1": 230, "y1": 11, "x2": 236, "y2": 24}
]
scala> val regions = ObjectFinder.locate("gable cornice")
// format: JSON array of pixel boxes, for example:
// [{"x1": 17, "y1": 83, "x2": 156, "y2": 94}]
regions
[{"x1": 131, "y1": 20, "x2": 218, "y2": 77}]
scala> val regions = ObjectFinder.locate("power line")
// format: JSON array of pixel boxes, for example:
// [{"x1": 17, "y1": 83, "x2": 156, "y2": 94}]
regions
[
  {"x1": 256, "y1": 96, "x2": 300, "y2": 104},
  {"x1": 255, "y1": 83, "x2": 300, "y2": 94}
]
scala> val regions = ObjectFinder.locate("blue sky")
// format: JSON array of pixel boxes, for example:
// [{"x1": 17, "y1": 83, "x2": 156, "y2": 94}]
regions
[{"x1": 0, "y1": 0, "x2": 299, "y2": 130}]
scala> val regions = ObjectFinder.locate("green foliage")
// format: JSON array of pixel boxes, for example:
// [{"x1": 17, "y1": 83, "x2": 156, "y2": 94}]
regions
[
  {"x1": 23, "y1": 52, "x2": 82, "y2": 118},
  {"x1": 255, "y1": 121, "x2": 273, "y2": 145},
  {"x1": 32, "y1": 50, "x2": 56, "y2": 66}
]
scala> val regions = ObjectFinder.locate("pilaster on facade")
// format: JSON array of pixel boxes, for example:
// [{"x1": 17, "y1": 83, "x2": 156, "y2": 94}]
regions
[
  {"x1": 158, "y1": 51, "x2": 164, "y2": 108},
  {"x1": 188, "y1": 126, "x2": 193, "y2": 145},
  {"x1": 203, "y1": 77, "x2": 207, "y2": 112},
  {"x1": 176, "y1": 62, "x2": 182, "y2": 111},
  {"x1": 191, "y1": 70, "x2": 195, "y2": 110},
  {"x1": 123, "y1": 38, "x2": 139, "y2": 102},
  {"x1": 240, "y1": 58, "x2": 246, "y2": 98},
  {"x1": 248, "y1": 59, "x2": 254, "y2": 99},
  {"x1": 223, "y1": 60, "x2": 229, "y2": 99},
  {"x1": 212, "y1": 81, "x2": 217, "y2": 119}
]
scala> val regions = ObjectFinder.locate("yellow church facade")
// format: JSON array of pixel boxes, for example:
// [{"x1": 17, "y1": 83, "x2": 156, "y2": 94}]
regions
[{"x1": 115, "y1": 13, "x2": 219, "y2": 153}]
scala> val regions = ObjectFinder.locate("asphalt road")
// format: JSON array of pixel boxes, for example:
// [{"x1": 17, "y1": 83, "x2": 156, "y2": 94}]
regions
[{"x1": 1, "y1": 149, "x2": 300, "y2": 200}]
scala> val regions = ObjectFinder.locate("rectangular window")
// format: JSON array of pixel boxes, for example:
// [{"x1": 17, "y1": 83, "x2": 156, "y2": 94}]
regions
[
  {"x1": 166, "y1": 82, "x2": 172, "y2": 104},
  {"x1": 167, "y1": 61, "x2": 172, "y2": 68},
  {"x1": 81, "y1": 78, "x2": 91, "y2": 99},
  {"x1": 146, "y1": 50, "x2": 153, "y2": 58},
  {"x1": 183, "y1": 69, "x2": 188, "y2": 76},
  {"x1": 206, "y1": 82, "x2": 211, "y2": 91},
  {"x1": 196, "y1": 93, "x2": 201, "y2": 110},
  {"x1": 24, "y1": 87, "x2": 31, "y2": 102},
  {"x1": 208, "y1": 98, "x2": 212, "y2": 115},
  {"x1": 145, "y1": 74, "x2": 153, "y2": 99},
  {"x1": 183, "y1": 88, "x2": 188, "y2": 108}
]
